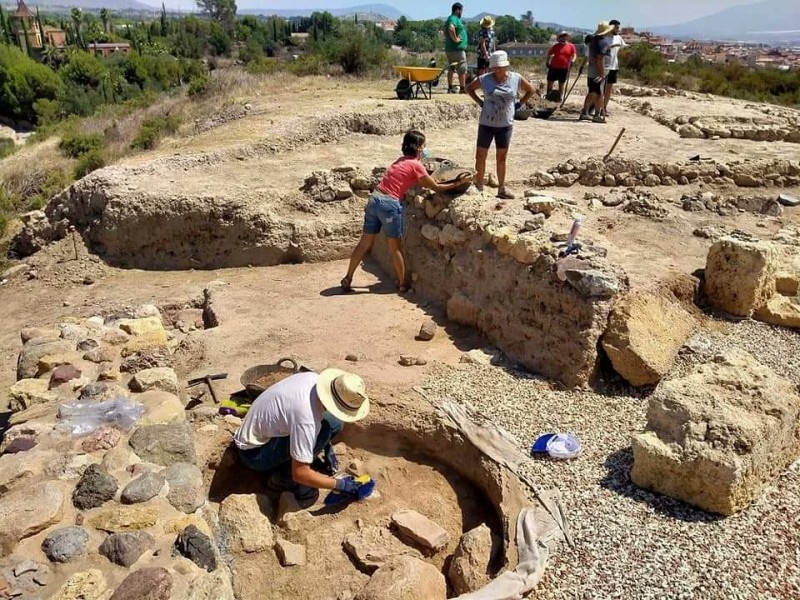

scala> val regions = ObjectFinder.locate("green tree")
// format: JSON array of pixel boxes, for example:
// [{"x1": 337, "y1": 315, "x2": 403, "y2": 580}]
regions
[
  {"x1": 100, "y1": 7, "x2": 110, "y2": 33},
  {"x1": 0, "y1": 6, "x2": 11, "y2": 45},
  {"x1": 71, "y1": 7, "x2": 85, "y2": 49},
  {"x1": 160, "y1": 2, "x2": 168, "y2": 36},
  {"x1": 0, "y1": 44, "x2": 64, "y2": 124},
  {"x1": 196, "y1": 0, "x2": 236, "y2": 34}
]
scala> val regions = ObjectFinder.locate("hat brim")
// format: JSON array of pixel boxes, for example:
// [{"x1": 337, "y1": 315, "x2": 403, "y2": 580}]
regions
[
  {"x1": 594, "y1": 26, "x2": 614, "y2": 36},
  {"x1": 491, "y1": 61, "x2": 510, "y2": 68},
  {"x1": 317, "y1": 368, "x2": 370, "y2": 423},
  {"x1": 481, "y1": 18, "x2": 495, "y2": 27}
]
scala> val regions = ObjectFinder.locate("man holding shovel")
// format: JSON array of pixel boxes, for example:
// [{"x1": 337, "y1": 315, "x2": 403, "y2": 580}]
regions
[{"x1": 545, "y1": 31, "x2": 577, "y2": 102}]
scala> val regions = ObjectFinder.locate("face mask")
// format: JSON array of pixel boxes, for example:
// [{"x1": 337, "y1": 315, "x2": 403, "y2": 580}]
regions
[{"x1": 421, "y1": 148, "x2": 431, "y2": 159}]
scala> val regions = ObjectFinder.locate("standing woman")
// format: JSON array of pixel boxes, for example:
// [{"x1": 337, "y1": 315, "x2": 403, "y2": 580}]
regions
[
  {"x1": 466, "y1": 50, "x2": 535, "y2": 200},
  {"x1": 476, "y1": 16, "x2": 496, "y2": 76}
]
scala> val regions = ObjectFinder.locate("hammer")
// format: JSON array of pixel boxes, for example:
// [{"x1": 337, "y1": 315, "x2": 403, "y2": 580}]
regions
[{"x1": 187, "y1": 373, "x2": 227, "y2": 404}]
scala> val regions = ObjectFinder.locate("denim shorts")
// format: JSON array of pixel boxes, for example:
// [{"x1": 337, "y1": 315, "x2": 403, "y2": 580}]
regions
[{"x1": 363, "y1": 192, "x2": 404, "y2": 239}]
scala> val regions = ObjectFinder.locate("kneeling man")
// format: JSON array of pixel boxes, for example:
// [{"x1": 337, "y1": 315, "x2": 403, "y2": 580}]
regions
[{"x1": 234, "y1": 368, "x2": 370, "y2": 508}]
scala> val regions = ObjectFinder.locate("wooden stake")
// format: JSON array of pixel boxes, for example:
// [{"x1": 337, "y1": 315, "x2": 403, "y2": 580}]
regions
[{"x1": 604, "y1": 127, "x2": 626, "y2": 161}]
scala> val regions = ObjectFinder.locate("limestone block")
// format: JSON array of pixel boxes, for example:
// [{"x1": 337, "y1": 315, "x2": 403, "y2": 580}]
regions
[
  {"x1": 354, "y1": 556, "x2": 446, "y2": 600},
  {"x1": 8, "y1": 378, "x2": 58, "y2": 412},
  {"x1": 121, "y1": 330, "x2": 169, "y2": 356},
  {"x1": 755, "y1": 295, "x2": 800, "y2": 328},
  {"x1": 218, "y1": 493, "x2": 274, "y2": 553},
  {"x1": 130, "y1": 367, "x2": 180, "y2": 395},
  {"x1": 448, "y1": 524, "x2": 497, "y2": 595},
  {"x1": 89, "y1": 505, "x2": 160, "y2": 532},
  {"x1": 0, "y1": 482, "x2": 67, "y2": 556},
  {"x1": 446, "y1": 293, "x2": 480, "y2": 327},
  {"x1": 438, "y1": 224, "x2": 467, "y2": 247},
  {"x1": 50, "y1": 569, "x2": 107, "y2": 600},
  {"x1": 137, "y1": 390, "x2": 186, "y2": 425},
  {"x1": 118, "y1": 316, "x2": 165, "y2": 336},
  {"x1": 705, "y1": 237, "x2": 777, "y2": 316},
  {"x1": 510, "y1": 234, "x2": 542, "y2": 265},
  {"x1": 274, "y1": 538, "x2": 306, "y2": 566},
  {"x1": 631, "y1": 349, "x2": 800, "y2": 515},
  {"x1": 17, "y1": 338, "x2": 76, "y2": 380},
  {"x1": 490, "y1": 227, "x2": 517, "y2": 255},
  {"x1": 37, "y1": 352, "x2": 83, "y2": 376},
  {"x1": 602, "y1": 291, "x2": 697, "y2": 386},
  {"x1": 391, "y1": 509, "x2": 449, "y2": 553},
  {"x1": 20, "y1": 327, "x2": 59, "y2": 343},
  {"x1": 343, "y1": 526, "x2": 421, "y2": 573}
]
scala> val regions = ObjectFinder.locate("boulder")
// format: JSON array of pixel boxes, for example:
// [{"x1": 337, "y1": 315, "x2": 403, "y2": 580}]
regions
[
  {"x1": 20, "y1": 327, "x2": 59, "y2": 344},
  {"x1": 49, "y1": 364, "x2": 82, "y2": 388},
  {"x1": 524, "y1": 196, "x2": 558, "y2": 217},
  {"x1": 118, "y1": 317, "x2": 165, "y2": 336},
  {"x1": 8, "y1": 378, "x2": 58, "y2": 412},
  {"x1": 120, "y1": 471, "x2": 166, "y2": 504},
  {"x1": 72, "y1": 464, "x2": 119, "y2": 510},
  {"x1": 102, "y1": 444, "x2": 135, "y2": 473},
  {"x1": 81, "y1": 426, "x2": 122, "y2": 452},
  {"x1": 448, "y1": 524, "x2": 497, "y2": 595},
  {"x1": 417, "y1": 320, "x2": 437, "y2": 341},
  {"x1": 343, "y1": 526, "x2": 421, "y2": 573},
  {"x1": 564, "y1": 269, "x2": 620, "y2": 298},
  {"x1": 186, "y1": 570, "x2": 236, "y2": 600},
  {"x1": 137, "y1": 390, "x2": 186, "y2": 425},
  {"x1": 164, "y1": 462, "x2": 204, "y2": 513},
  {"x1": 354, "y1": 556, "x2": 447, "y2": 600},
  {"x1": 17, "y1": 338, "x2": 75, "y2": 379},
  {"x1": 99, "y1": 531, "x2": 155, "y2": 567},
  {"x1": 390, "y1": 509, "x2": 449, "y2": 553},
  {"x1": 438, "y1": 224, "x2": 467, "y2": 247},
  {"x1": 89, "y1": 505, "x2": 160, "y2": 532},
  {"x1": 602, "y1": 290, "x2": 697, "y2": 386},
  {"x1": 129, "y1": 421, "x2": 196, "y2": 466},
  {"x1": 109, "y1": 567, "x2": 172, "y2": 600},
  {"x1": 50, "y1": 569, "x2": 107, "y2": 600},
  {"x1": 704, "y1": 237, "x2": 777, "y2": 316},
  {"x1": 275, "y1": 538, "x2": 306, "y2": 566},
  {"x1": 755, "y1": 295, "x2": 800, "y2": 328},
  {"x1": 41, "y1": 526, "x2": 90, "y2": 563},
  {"x1": 0, "y1": 481, "x2": 66, "y2": 556},
  {"x1": 218, "y1": 493, "x2": 274, "y2": 553},
  {"x1": 130, "y1": 367, "x2": 180, "y2": 395},
  {"x1": 631, "y1": 349, "x2": 800, "y2": 515},
  {"x1": 174, "y1": 525, "x2": 217, "y2": 572}
]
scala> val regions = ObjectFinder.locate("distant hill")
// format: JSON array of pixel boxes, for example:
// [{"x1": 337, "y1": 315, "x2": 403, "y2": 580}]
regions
[
  {"x1": 30, "y1": 0, "x2": 156, "y2": 11},
  {"x1": 238, "y1": 4, "x2": 405, "y2": 19},
  {"x1": 648, "y1": 0, "x2": 800, "y2": 41}
]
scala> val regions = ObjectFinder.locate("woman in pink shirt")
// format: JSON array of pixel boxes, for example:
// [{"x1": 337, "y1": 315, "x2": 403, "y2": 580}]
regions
[{"x1": 341, "y1": 129, "x2": 470, "y2": 293}]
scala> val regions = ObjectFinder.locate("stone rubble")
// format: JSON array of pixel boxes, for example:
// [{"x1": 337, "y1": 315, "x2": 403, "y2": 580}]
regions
[{"x1": 390, "y1": 509, "x2": 450, "y2": 554}]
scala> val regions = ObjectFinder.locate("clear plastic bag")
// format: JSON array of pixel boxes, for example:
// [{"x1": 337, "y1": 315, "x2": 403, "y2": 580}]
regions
[{"x1": 57, "y1": 397, "x2": 145, "y2": 437}]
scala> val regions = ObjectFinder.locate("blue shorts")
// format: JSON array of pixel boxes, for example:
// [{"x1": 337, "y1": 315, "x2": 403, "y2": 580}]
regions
[{"x1": 363, "y1": 192, "x2": 404, "y2": 239}]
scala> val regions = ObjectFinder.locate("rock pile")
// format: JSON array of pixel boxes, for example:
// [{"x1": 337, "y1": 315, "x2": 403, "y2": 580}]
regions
[
  {"x1": 529, "y1": 157, "x2": 800, "y2": 189},
  {"x1": 0, "y1": 304, "x2": 236, "y2": 599},
  {"x1": 632, "y1": 349, "x2": 800, "y2": 515},
  {"x1": 300, "y1": 166, "x2": 384, "y2": 202},
  {"x1": 628, "y1": 100, "x2": 800, "y2": 143}
]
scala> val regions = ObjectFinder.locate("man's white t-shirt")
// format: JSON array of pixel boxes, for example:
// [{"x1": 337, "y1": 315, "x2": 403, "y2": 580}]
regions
[
  {"x1": 234, "y1": 371, "x2": 323, "y2": 464},
  {"x1": 606, "y1": 34, "x2": 627, "y2": 70}
]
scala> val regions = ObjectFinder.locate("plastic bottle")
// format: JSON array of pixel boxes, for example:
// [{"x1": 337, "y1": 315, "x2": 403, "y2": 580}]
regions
[{"x1": 566, "y1": 217, "x2": 583, "y2": 249}]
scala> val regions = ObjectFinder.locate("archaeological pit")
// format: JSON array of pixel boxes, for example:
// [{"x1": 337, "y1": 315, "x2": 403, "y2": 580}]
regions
[{"x1": 2, "y1": 88, "x2": 800, "y2": 597}]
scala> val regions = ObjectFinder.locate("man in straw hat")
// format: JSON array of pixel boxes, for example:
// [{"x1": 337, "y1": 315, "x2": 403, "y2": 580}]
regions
[
  {"x1": 476, "y1": 15, "x2": 496, "y2": 75},
  {"x1": 234, "y1": 369, "x2": 371, "y2": 508},
  {"x1": 579, "y1": 21, "x2": 614, "y2": 123}
]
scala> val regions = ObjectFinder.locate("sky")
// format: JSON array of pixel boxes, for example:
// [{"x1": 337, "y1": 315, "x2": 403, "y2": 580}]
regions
[{"x1": 153, "y1": 0, "x2": 760, "y2": 28}]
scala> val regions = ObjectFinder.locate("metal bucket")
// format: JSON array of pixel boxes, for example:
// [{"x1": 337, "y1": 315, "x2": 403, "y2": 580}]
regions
[{"x1": 240, "y1": 357, "x2": 303, "y2": 400}]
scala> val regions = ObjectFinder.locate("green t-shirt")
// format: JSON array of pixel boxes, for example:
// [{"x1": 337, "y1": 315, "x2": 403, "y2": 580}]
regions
[{"x1": 444, "y1": 14, "x2": 468, "y2": 52}]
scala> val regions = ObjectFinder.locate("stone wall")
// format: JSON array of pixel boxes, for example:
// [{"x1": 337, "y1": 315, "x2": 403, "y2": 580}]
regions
[
  {"x1": 373, "y1": 191, "x2": 625, "y2": 388},
  {"x1": 530, "y1": 157, "x2": 800, "y2": 189}
]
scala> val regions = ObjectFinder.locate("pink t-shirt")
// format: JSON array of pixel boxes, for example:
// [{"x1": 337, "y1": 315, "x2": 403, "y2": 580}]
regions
[{"x1": 377, "y1": 157, "x2": 428, "y2": 200}]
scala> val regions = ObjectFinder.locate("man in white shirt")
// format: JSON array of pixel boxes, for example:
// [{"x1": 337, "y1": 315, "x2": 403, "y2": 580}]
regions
[
  {"x1": 604, "y1": 19, "x2": 627, "y2": 116},
  {"x1": 234, "y1": 368, "x2": 370, "y2": 508}
]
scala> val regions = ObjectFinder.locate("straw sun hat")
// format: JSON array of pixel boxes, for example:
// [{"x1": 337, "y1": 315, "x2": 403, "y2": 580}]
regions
[
  {"x1": 594, "y1": 21, "x2": 614, "y2": 36},
  {"x1": 480, "y1": 15, "x2": 495, "y2": 28},
  {"x1": 317, "y1": 369, "x2": 370, "y2": 423}
]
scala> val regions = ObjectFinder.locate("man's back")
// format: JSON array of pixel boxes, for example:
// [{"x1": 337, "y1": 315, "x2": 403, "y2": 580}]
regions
[{"x1": 234, "y1": 371, "x2": 322, "y2": 460}]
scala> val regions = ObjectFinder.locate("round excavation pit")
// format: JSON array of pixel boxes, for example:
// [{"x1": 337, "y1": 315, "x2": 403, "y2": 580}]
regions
[{"x1": 203, "y1": 394, "x2": 541, "y2": 600}]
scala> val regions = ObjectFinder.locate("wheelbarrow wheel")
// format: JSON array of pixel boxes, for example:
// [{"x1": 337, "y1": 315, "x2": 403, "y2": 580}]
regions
[{"x1": 395, "y1": 79, "x2": 413, "y2": 100}]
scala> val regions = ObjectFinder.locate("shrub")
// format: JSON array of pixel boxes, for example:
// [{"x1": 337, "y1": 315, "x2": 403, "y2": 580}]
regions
[
  {"x1": 322, "y1": 27, "x2": 388, "y2": 75},
  {"x1": 130, "y1": 115, "x2": 180, "y2": 151},
  {"x1": 286, "y1": 54, "x2": 328, "y2": 76},
  {"x1": 244, "y1": 58, "x2": 279, "y2": 76},
  {"x1": 74, "y1": 149, "x2": 106, "y2": 179},
  {"x1": 59, "y1": 131, "x2": 105, "y2": 158},
  {"x1": 0, "y1": 45, "x2": 64, "y2": 125},
  {"x1": 0, "y1": 139, "x2": 16, "y2": 160},
  {"x1": 187, "y1": 74, "x2": 211, "y2": 97}
]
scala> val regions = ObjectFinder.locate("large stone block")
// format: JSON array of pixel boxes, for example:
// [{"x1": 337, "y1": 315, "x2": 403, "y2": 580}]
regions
[
  {"x1": 704, "y1": 237, "x2": 777, "y2": 316},
  {"x1": 755, "y1": 295, "x2": 800, "y2": 328},
  {"x1": 8, "y1": 378, "x2": 59, "y2": 412},
  {"x1": 631, "y1": 349, "x2": 800, "y2": 515},
  {"x1": 602, "y1": 290, "x2": 697, "y2": 386},
  {"x1": 17, "y1": 338, "x2": 76, "y2": 380},
  {"x1": 354, "y1": 556, "x2": 446, "y2": 600}
]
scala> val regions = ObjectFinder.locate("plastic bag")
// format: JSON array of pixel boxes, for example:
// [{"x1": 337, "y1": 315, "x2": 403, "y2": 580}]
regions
[
  {"x1": 530, "y1": 433, "x2": 582, "y2": 460},
  {"x1": 58, "y1": 396, "x2": 145, "y2": 437}
]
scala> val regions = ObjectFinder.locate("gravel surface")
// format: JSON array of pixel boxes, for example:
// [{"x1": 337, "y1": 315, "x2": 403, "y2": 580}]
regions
[{"x1": 420, "y1": 319, "x2": 800, "y2": 600}]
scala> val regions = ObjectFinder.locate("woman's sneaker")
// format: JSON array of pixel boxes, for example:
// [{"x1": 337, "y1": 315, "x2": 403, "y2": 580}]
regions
[{"x1": 592, "y1": 114, "x2": 606, "y2": 123}]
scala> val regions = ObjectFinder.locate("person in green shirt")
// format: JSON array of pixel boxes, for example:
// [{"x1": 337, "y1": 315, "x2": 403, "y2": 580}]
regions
[{"x1": 444, "y1": 2, "x2": 468, "y2": 93}]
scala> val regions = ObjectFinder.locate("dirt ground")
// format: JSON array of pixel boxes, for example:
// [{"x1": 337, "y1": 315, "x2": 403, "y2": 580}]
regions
[{"x1": 2, "y1": 73, "x2": 800, "y2": 598}]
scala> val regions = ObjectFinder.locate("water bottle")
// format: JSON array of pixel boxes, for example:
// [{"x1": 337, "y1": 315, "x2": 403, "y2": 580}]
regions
[{"x1": 566, "y1": 217, "x2": 582, "y2": 250}]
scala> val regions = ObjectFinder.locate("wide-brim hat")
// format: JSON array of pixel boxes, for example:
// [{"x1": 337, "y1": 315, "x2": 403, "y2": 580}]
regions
[
  {"x1": 480, "y1": 15, "x2": 495, "y2": 28},
  {"x1": 317, "y1": 368, "x2": 370, "y2": 423},
  {"x1": 489, "y1": 50, "x2": 509, "y2": 69},
  {"x1": 594, "y1": 21, "x2": 614, "y2": 36}
]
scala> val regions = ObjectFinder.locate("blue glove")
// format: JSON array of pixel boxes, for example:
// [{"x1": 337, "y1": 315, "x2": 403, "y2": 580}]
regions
[
  {"x1": 324, "y1": 444, "x2": 339, "y2": 474},
  {"x1": 334, "y1": 476, "x2": 360, "y2": 498},
  {"x1": 515, "y1": 101, "x2": 522, "y2": 111}
]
